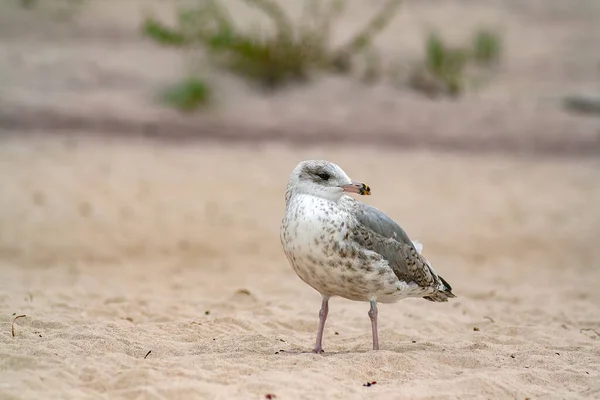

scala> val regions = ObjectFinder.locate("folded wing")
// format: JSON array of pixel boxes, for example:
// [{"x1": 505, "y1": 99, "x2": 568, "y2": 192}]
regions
[{"x1": 348, "y1": 200, "x2": 455, "y2": 302}]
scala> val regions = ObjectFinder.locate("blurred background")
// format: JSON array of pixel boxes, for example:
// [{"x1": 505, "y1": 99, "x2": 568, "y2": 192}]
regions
[
  {"x1": 0, "y1": 1, "x2": 599, "y2": 398},
  {"x1": 0, "y1": 0, "x2": 599, "y2": 260}
]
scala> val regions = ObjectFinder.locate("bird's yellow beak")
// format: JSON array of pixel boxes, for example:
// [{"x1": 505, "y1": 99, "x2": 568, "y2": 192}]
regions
[{"x1": 341, "y1": 181, "x2": 371, "y2": 195}]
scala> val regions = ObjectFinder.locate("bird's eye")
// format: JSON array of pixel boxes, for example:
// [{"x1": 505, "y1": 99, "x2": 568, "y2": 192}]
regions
[{"x1": 316, "y1": 173, "x2": 330, "y2": 180}]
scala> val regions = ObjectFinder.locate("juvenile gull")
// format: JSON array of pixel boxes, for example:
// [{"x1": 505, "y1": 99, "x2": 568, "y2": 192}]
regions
[{"x1": 280, "y1": 160, "x2": 456, "y2": 353}]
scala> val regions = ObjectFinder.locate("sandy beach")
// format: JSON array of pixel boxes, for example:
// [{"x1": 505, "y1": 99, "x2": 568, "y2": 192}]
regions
[
  {"x1": 1, "y1": 0, "x2": 600, "y2": 398},
  {"x1": 1, "y1": 136, "x2": 599, "y2": 399}
]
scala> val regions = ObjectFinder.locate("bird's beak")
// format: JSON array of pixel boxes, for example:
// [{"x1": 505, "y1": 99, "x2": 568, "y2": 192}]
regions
[{"x1": 341, "y1": 180, "x2": 371, "y2": 195}]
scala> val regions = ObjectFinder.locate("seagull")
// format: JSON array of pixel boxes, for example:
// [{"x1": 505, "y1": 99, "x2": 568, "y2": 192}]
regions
[{"x1": 280, "y1": 160, "x2": 455, "y2": 353}]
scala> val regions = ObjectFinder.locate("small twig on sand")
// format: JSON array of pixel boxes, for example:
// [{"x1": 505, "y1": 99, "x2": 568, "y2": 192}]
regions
[
  {"x1": 144, "y1": 350, "x2": 152, "y2": 359},
  {"x1": 580, "y1": 328, "x2": 600, "y2": 338},
  {"x1": 12, "y1": 315, "x2": 26, "y2": 337},
  {"x1": 483, "y1": 316, "x2": 495, "y2": 323}
]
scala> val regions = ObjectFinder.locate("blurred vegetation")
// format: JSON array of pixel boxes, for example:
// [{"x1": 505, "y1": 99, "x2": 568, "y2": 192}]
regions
[
  {"x1": 472, "y1": 29, "x2": 502, "y2": 65},
  {"x1": 18, "y1": 0, "x2": 83, "y2": 8},
  {"x1": 142, "y1": 0, "x2": 402, "y2": 90},
  {"x1": 16, "y1": 0, "x2": 86, "y2": 19},
  {"x1": 15, "y1": 0, "x2": 503, "y2": 110},
  {"x1": 143, "y1": 0, "x2": 502, "y2": 106},
  {"x1": 409, "y1": 29, "x2": 502, "y2": 97},
  {"x1": 160, "y1": 77, "x2": 212, "y2": 112},
  {"x1": 563, "y1": 94, "x2": 600, "y2": 116}
]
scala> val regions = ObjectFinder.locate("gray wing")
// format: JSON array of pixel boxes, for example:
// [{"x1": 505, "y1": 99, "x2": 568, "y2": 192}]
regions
[
  {"x1": 353, "y1": 201, "x2": 415, "y2": 249},
  {"x1": 348, "y1": 200, "x2": 455, "y2": 301}
]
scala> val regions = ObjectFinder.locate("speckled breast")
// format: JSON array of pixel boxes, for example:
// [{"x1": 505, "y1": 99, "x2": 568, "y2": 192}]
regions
[{"x1": 281, "y1": 195, "x2": 400, "y2": 301}]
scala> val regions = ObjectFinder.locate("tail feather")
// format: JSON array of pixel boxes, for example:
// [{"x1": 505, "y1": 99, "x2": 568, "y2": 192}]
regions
[
  {"x1": 424, "y1": 275, "x2": 456, "y2": 302},
  {"x1": 412, "y1": 239, "x2": 456, "y2": 302},
  {"x1": 439, "y1": 274, "x2": 454, "y2": 293}
]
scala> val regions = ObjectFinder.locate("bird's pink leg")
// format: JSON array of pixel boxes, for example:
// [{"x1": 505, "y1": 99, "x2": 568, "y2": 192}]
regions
[
  {"x1": 368, "y1": 299, "x2": 379, "y2": 350},
  {"x1": 313, "y1": 296, "x2": 330, "y2": 354}
]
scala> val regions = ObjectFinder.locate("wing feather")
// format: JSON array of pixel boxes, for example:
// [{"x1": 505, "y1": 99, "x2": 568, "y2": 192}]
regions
[{"x1": 345, "y1": 199, "x2": 455, "y2": 301}]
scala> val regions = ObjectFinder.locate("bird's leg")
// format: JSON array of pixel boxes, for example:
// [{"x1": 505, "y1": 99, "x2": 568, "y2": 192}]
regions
[
  {"x1": 368, "y1": 298, "x2": 379, "y2": 350},
  {"x1": 313, "y1": 296, "x2": 330, "y2": 354}
]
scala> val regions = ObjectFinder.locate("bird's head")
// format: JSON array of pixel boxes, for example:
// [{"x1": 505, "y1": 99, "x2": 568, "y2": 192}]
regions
[{"x1": 286, "y1": 160, "x2": 371, "y2": 202}]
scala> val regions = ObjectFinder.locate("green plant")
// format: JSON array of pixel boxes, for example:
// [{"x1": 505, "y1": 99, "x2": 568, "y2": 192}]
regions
[
  {"x1": 142, "y1": 18, "x2": 187, "y2": 46},
  {"x1": 160, "y1": 77, "x2": 212, "y2": 112},
  {"x1": 142, "y1": 0, "x2": 402, "y2": 89},
  {"x1": 472, "y1": 29, "x2": 502, "y2": 65},
  {"x1": 409, "y1": 29, "x2": 502, "y2": 98},
  {"x1": 424, "y1": 32, "x2": 470, "y2": 95}
]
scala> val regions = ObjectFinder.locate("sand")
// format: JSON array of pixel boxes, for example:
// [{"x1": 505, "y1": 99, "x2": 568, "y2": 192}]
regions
[
  {"x1": 0, "y1": 136, "x2": 599, "y2": 399},
  {"x1": 1, "y1": 0, "x2": 600, "y2": 398}
]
